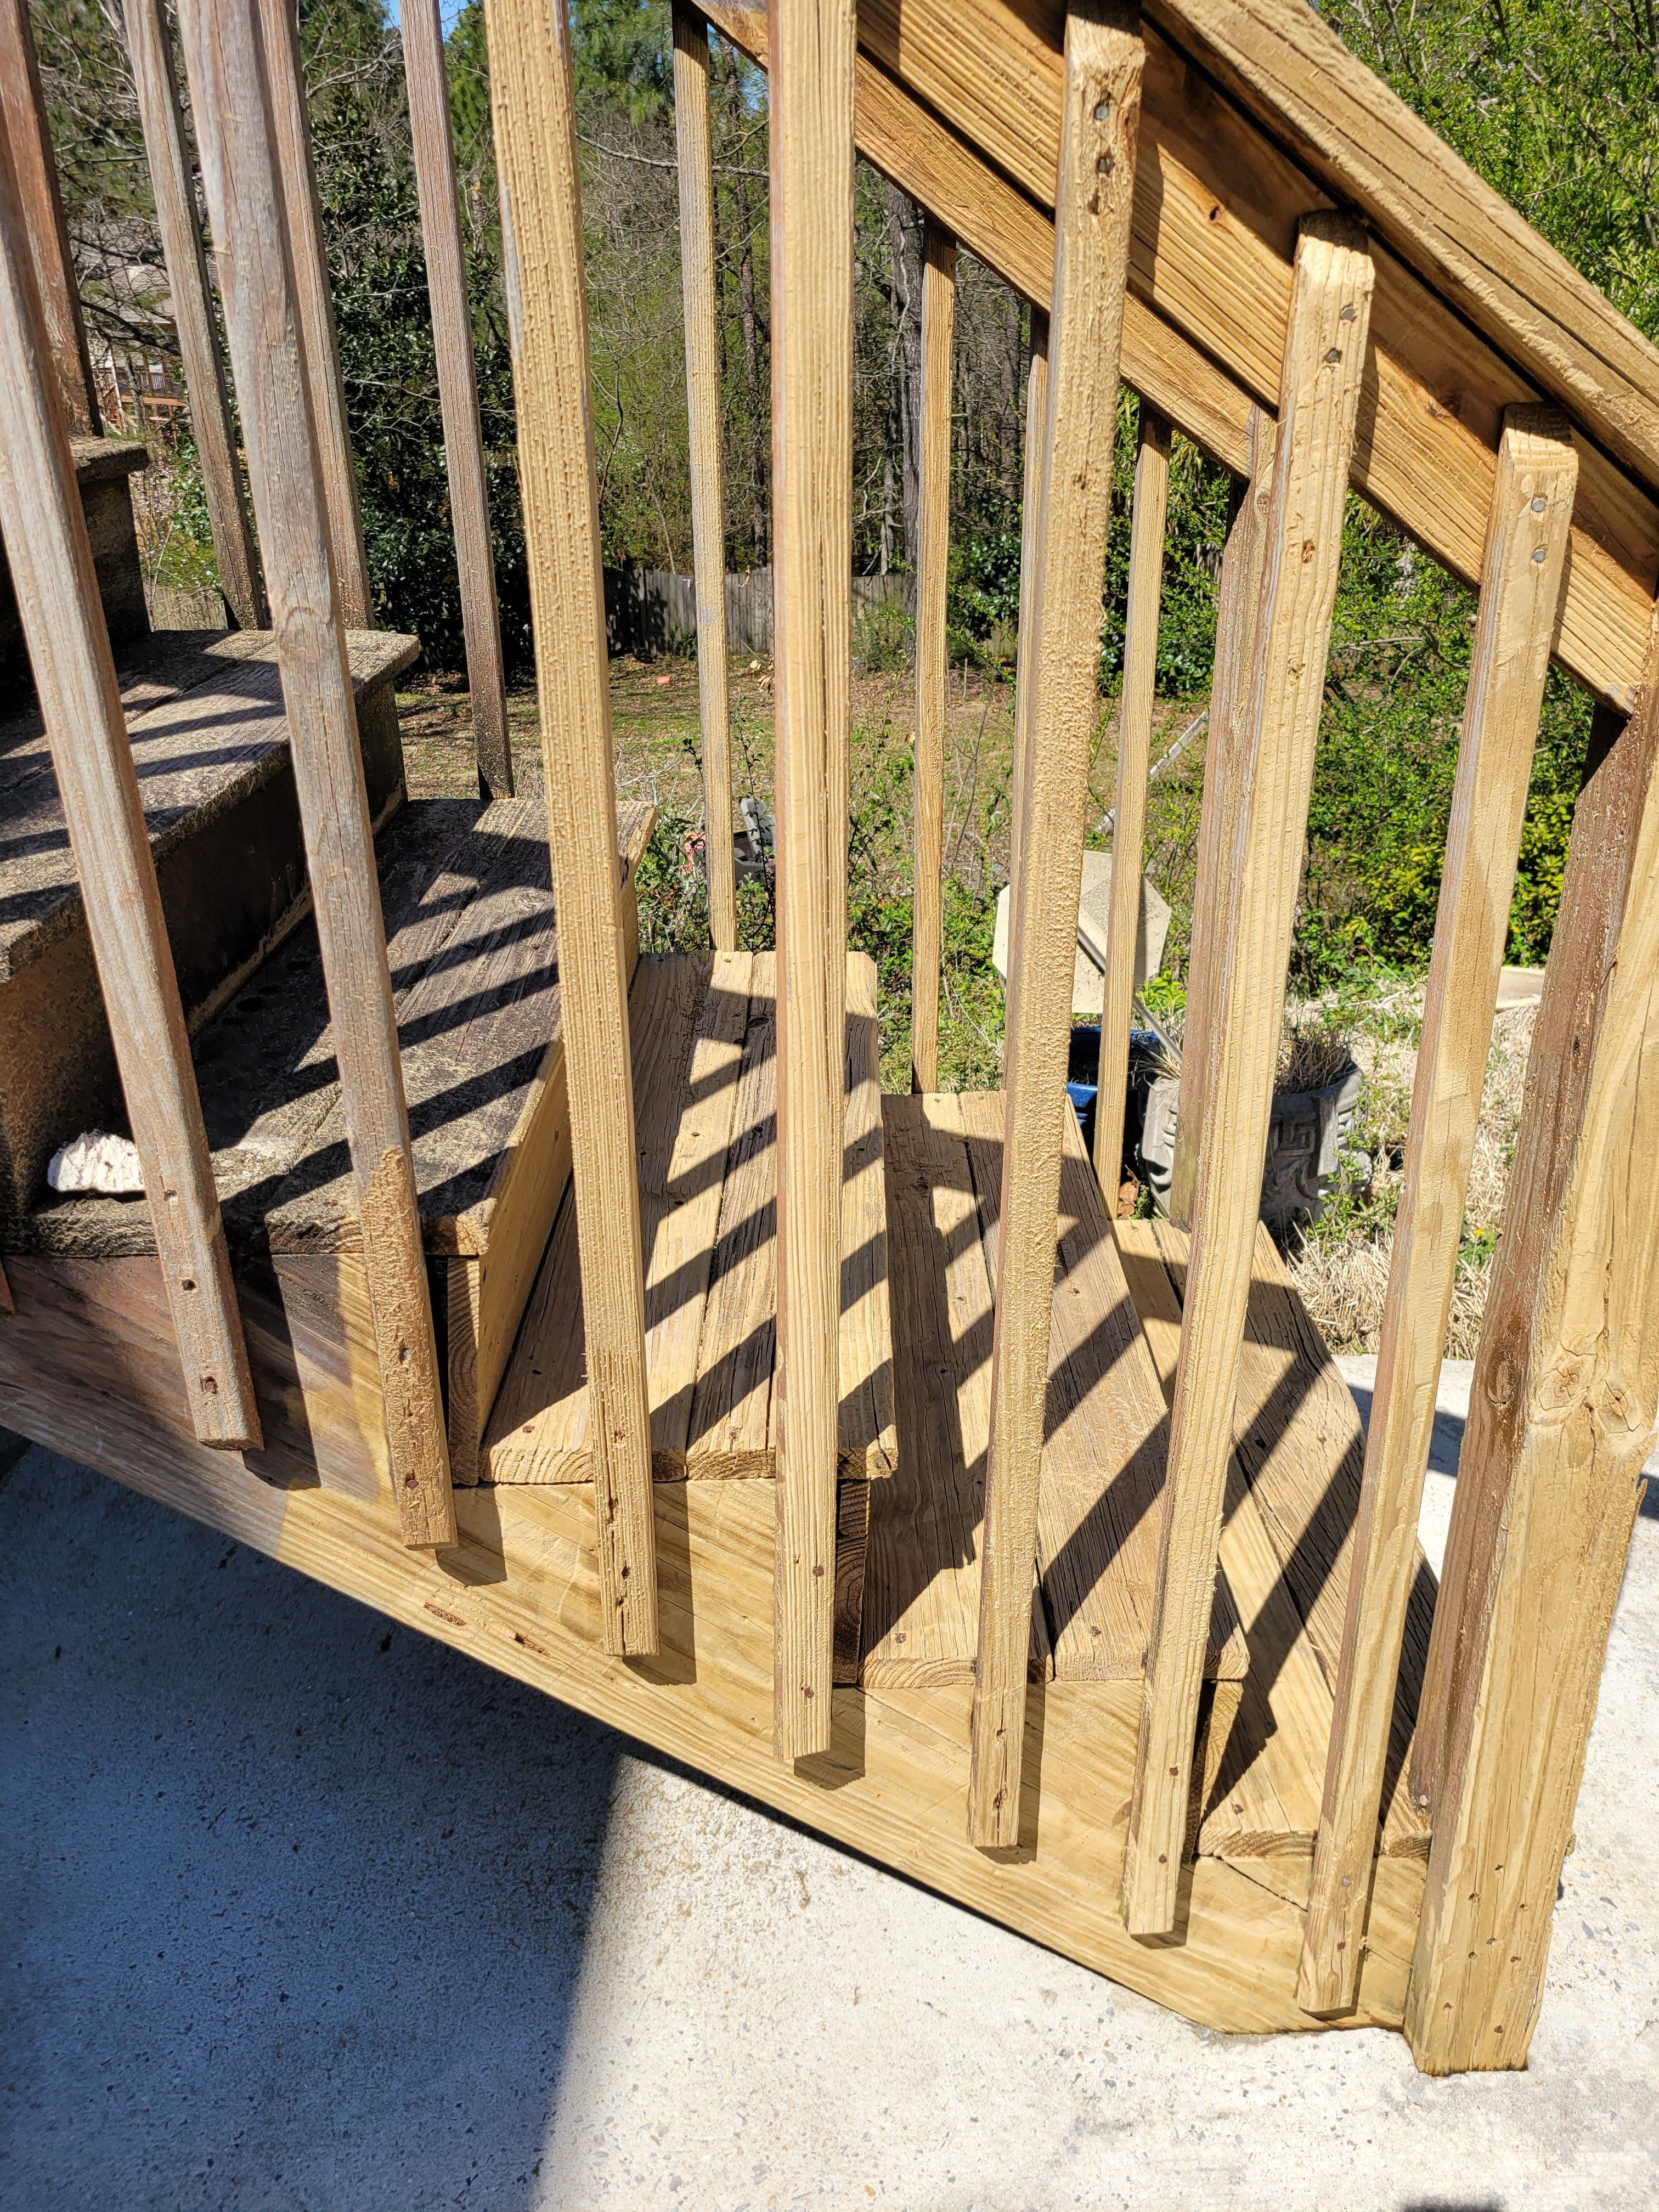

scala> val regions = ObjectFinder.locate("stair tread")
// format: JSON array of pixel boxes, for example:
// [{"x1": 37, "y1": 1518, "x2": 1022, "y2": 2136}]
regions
[
  {"x1": 1114, "y1": 1215, "x2": 1434, "y2": 1870},
  {"x1": 10, "y1": 795, "x2": 653, "y2": 1263},
  {"x1": 67, "y1": 435, "x2": 149, "y2": 488},
  {"x1": 479, "y1": 948, "x2": 898, "y2": 1486},
  {"x1": 862, "y1": 1092, "x2": 1245, "y2": 1690},
  {"x1": 0, "y1": 628, "x2": 419, "y2": 979}
]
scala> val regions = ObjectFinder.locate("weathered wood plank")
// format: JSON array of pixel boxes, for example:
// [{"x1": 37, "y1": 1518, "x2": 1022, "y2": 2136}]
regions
[
  {"x1": 0, "y1": 129, "x2": 258, "y2": 1448},
  {"x1": 0, "y1": 0, "x2": 98, "y2": 432},
  {"x1": 178, "y1": 0, "x2": 452, "y2": 1543},
  {"x1": 837, "y1": 950, "x2": 898, "y2": 1482},
  {"x1": 673, "y1": 3, "x2": 738, "y2": 950},
  {"x1": 484, "y1": 0, "x2": 657, "y2": 1647},
  {"x1": 968, "y1": 2, "x2": 1144, "y2": 1851},
  {"x1": 1092, "y1": 404, "x2": 1170, "y2": 1192},
  {"x1": 126, "y1": 0, "x2": 265, "y2": 630},
  {"x1": 253, "y1": 0, "x2": 373, "y2": 629},
  {"x1": 403, "y1": 0, "x2": 511, "y2": 796},
  {"x1": 1406, "y1": 622, "x2": 1659, "y2": 2072},
  {"x1": 1299, "y1": 409, "x2": 1578, "y2": 2017},
  {"x1": 909, "y1": 218, "x2": 956, "y2": 1093},
  {"x1": 1122, "y1": 216, "x2": 1373, "y2": 1933},
  {"x1": 768, "y1": 0, "x2": 856, "y2": 1760}
]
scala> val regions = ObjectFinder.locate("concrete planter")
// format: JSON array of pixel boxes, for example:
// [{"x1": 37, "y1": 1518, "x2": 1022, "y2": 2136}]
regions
[{"x1": 1132, "y1": 1051, "x2": 1367, "y2": 1232}]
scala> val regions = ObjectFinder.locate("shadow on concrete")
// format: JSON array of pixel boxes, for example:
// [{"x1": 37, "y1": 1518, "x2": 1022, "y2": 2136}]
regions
[{"x1": 2, "y1": 1449, "x2": 619, "y2": 2212}]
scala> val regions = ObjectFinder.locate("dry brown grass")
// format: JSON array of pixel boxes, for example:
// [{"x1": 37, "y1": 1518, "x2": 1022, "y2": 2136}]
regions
[{"x1": 1286, "y1": 994, "x2": 1538, "y2": 1358}]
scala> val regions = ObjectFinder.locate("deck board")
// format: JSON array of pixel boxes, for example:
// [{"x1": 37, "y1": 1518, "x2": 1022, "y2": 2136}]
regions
[{"x1": 481, "y1": 951, "x2": 898, "y2": 1487}]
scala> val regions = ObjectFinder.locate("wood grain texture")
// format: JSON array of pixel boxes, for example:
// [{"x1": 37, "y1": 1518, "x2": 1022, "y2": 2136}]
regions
[
  {"x1": 1169, "y1": 405, "x2": 1274, "y2": 1229},
  {"x1": 178, "y1": 0, "x2": 452, "y2": 1543},
  {"x1": 0, "y1": 0, "x2": 98, "y2": 432},
  {"x1": 125, "y1": 0, "x2": 264, "y2": 630},
  {"x1": 1298, "y1": 409, "x2": 1578, "y2": 2018},
  {"x1": 908, "y1": 219, "x2": 956, "y2": 1093},
  {"x1": 968, "y1": 2, "x2": 1144, "y2": 1850},
  {"x1": 0, "y1": 1245, "x2": 1425, "y2": 2039},
  {"x1": 767, "y1": 0, "x2": 855, "y2": 1760},
  {"x1": 253, "y1": 0, "x2": 373, "y2": 629},
  {"x1": 673, "y1": 4, "x2": 737, "y2": 951},
  {"x1": 1092, "y1": 405, "x2": 1169, "y2": 1190},
  {"x1": 0, "y1": 122, "x2": 257, "y2": 1448},
  {"x1": 1122, "y1": 216, "x2": 1373, "y2": 1933},
  {"x1": 1143, "y1": 0, "x2": 1659, "y2": 502},
  {"x1": 402, "y1": 0, "x2": 511, "y2": 797},
  {"x1": 1405, "y1": 625, "x2": 1659, "y2": 2072},
  {"x1": 1006, "y1": 308, "x2": 1048, "y2": 953},
  {"x1": 820, "y1": 0, "x2": 1657, "y2": 710},
  {"x1": 484, "y1": 0, "x2": 657, "y2": 1647}
]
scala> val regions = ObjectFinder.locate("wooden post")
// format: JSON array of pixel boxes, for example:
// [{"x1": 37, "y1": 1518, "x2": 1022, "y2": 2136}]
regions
[
  {"x1": 0, "y1": 123, "x2": 258, "y2": 1449},
  {"x1": 253, "y1": 0, "x2": 374, "y2": 629},
  {"x1": 673, "y1": 2, "x2": 736, "y2": 949},
  {"x1": 1092, "y1": 404, "x2": 1170, "y2": 1192},
  {"x1": 1121, "y1": 217, "x2": 1374, "y2": 1931},
  {"x1": 909, "y1": 218, "x2": 956, "y2": 1093},
  {"x1": 125, "y1": 0, "x2": 267, "y2": 631},
  {"x1": 1402, "y1": 619, "x2": 1659, "y2": 2072},
  {"x1": 1168, "y1": 403, "x2": 1275, "y2": 1230},
  {"x1": 482, "y1": 0, "x2": 658, "y2": 1647},
  {"x1": 403, "y1": 0, "x2": 511, "y2": 797},
  {"x1": 0, "y1": 0, "x2": 99, "y2": 432},
  {"x1": 967, "y1": 2, "x2": 1144, "y2": 1849},
  {"x1": 176, "y1": 0, "x2": 453, "y2": 1547},
  {"x1": 768, "y1": 0, "x2": 855, "y2": 1760},
  {"x1": 1006, "y1": 307, "x2": 1049, "y2": 960},
  {"x1": 1298, "y1": 409, "x2": 1577, "y2": 2018}
]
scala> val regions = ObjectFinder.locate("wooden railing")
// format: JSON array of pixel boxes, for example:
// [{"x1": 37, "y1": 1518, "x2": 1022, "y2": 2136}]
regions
[{"x1": 5, "y1": 0, "x2": 1659, "y2": 2080}]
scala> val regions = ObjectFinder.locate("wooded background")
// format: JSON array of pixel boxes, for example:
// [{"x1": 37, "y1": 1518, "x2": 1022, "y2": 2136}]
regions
[{"x1": 29, "y1": 0, "x2": 1659, "y2": 978}]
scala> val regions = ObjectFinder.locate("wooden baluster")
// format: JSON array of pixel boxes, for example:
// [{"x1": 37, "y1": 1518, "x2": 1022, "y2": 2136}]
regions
[
  {"x1": 1092, "y1": 404, "x2": 1170, "y2": 1193},
  {"x1": 909, "y1": 218, "x2": 956, "y2": 1093},
  {"x1": 125, "y1": 0, "x2": 267, "y2": 631},
  {"x1": 1402, "y1": 615, "x2": 1659, "y2": 2071},
  {"x1": 403, "y1": 0, "x2": 511, "y2": 797},
  {"x1": 0, "y1": 123, "x2": 258, "y2": 1448},
  {"x1": 967, "y1": 1, "x2": 1144, "y2": 1849},
  {"x1": 254, "y1": 0, "x2": 374, "y2": 629},
  {"x1": 1169, "y1": 403, "x2": 1275, "y2": 1230},
  {"x1": 1121, "y1": 216, "x2": 1374, "y2": 1932},
  {"x1": 673, "y1": 2, "x2": 737, "y2": 950},
  {"x1": 768, "y1": 0, "x2": 854, "y2": 1760},
  {"x1": 0, "y1": 0, "x2": 99, "y2": 432},
  {"x1": 481, "y1": 0, "x2": 657, "y2": 1645},
  {"x1": 176, "y1": 0, "x2": 453, "y2": 1547},
  {"x1": 1298, "y1": 409, "x2": 1577, "y2": 2018},
  {"x1": 1006, "y1": 307, "x2": 1048, "y2": 973}
]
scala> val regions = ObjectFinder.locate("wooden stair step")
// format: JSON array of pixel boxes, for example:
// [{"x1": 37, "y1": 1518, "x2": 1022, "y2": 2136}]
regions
[
  {"x1": 1, "y1": 435, "x2": 151, "y2": 679},
  {"x1": 480, "y1": 949, "x2": 898, "y2": 1490},
  {"x1": 864, "y1": 1091, "x2": 1245, "y2": 1692},
  {"x1": 1114, "y1": 1215, "x2": 1434, "y2": 1882},
  {"x1": 16, "y1": 793, "x2": 657, "y2": 1488},
  {"x1": 0, "y1": 627, "x2": 416, "y2": 1212}
]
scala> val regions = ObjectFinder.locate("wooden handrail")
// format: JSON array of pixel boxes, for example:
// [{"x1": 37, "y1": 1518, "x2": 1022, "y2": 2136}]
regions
[
  {"x1": 0, "y1": 123, "x2": 258, "y2": 1451},
  {"x1": 768, "y1": 0, "x2": 856, "y2": 1762},
  {"x1": 255, "y1": 0, "x2": 374, "y2": 631},
  {"x1": 177, "y1": 0, "x2": 453, "y2": 1547},
  {"x1": 1122, "y1": 215, "x2": 1374, "y2": 1933},
  {"x1": 125, "y1": 0, "x2": 266, "y2": 631},
  {"x1": 909, "y1": 217, "x2": 956, "y2": 1094},
  {"x1": 968, "y1": 0, "x2": 1145, "y2": 1851},
  {"x1": 1092, "y1": 403, "x2": 1170, "y2": 1193},
  {"x1": 1299, "y1": 407, "x2": 1578, "y2": 2018},
  {"x1": 0, "y1": 0, "x2": 99, "y2": 434},
  {"x1": 403, "y1": 0, "x2": 512, "y2": 798},
  {"x1": 482, "y1": 0, "x2": 658, "y2": 1646},
  {"x1": 673, "y1": 3, "x2": 738, "y2": 952}
]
